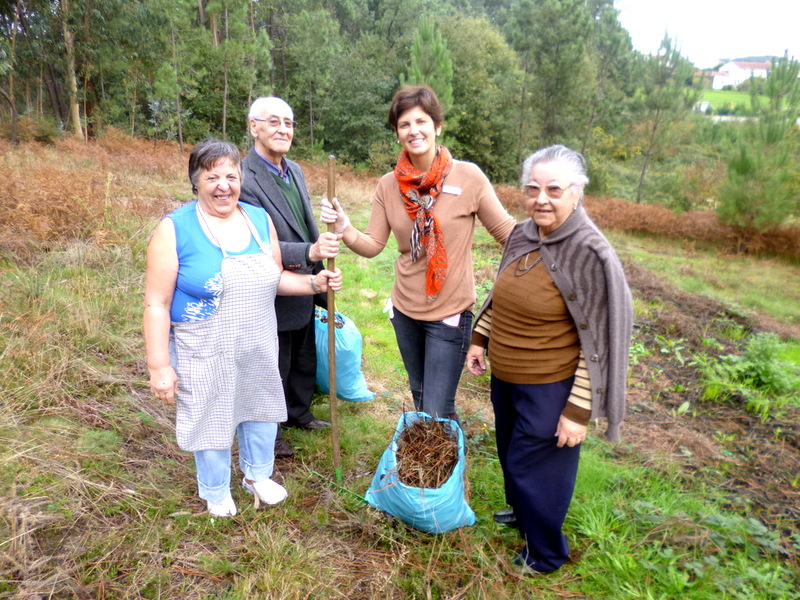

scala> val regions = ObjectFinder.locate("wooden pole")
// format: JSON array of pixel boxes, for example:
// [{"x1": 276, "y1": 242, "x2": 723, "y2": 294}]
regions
[{"x1": 326, "y1": 155, "x2": 342, "y2": 484}]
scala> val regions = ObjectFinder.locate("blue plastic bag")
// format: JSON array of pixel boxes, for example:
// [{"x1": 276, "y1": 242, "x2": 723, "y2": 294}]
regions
[
  {"x1": 314, "y1": 308, "x2": 374, "y2": 402},
  {"x1": 365, "y1": 411, "x2": 475, "y2": 533}
]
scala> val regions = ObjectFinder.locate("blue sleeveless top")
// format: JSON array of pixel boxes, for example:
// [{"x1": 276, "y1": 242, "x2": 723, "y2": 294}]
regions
[{"x1": 168, "y1": 201, "x2": 272, "y2": 322}]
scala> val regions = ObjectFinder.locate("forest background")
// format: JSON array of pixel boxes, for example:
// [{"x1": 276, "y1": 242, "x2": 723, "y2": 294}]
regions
[{"x1": 1, "y1": 0, "x2": 799, "y2": 247}]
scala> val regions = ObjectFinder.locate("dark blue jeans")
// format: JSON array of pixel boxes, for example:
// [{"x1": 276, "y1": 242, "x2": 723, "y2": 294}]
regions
[{"x1": 390, "y1": 307, "x2": 473, "y2": 418}]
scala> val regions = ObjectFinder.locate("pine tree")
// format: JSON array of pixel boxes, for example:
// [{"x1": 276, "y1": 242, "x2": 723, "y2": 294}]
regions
[
  {"x1": 402, "y1": 15, "x2": 453, "y2": 112},
  {"x1": 717, "y1": 53, "x2": 800, "y2": 239},
  {"x1": 634, "y1": 35, "x2": 698, "y2": 204}
]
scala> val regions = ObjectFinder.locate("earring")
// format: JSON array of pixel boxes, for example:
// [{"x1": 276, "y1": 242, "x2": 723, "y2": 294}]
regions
[
  {"x1": 396, "y1": 139, "x2": 400, "y2": 144},
  {"x1": 572, "y1": 204, "x2": 578, "y2": 211}
]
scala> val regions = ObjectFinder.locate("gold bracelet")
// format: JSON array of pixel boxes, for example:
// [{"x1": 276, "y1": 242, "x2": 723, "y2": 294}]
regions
[{"x1": 309, "y1": 274, "x2": 320, "y2": 294}]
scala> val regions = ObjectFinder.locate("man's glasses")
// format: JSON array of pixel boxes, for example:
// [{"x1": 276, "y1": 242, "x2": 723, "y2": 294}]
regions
[
  {"x1": 524, "y1": 183, "x2": 574, "y2": 200},
  {"x1": 252, "y1": 116, "x2": 297, "y2": 129}
]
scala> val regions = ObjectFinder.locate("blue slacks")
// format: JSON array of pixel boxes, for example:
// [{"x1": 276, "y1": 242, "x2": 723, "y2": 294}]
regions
[{"x1": 491, "y1": 375, "x2": 580, "y2": 572}]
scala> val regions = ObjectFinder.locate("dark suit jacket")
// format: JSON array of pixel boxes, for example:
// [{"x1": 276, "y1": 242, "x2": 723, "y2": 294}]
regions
[{"x1": 240, "y1": 148, "x2": 322, "y2": 331}]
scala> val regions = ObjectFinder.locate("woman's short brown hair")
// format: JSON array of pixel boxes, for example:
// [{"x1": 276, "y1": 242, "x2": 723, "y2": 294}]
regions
[
  {"x1": 188, "y1": 139, "x2": 242, "y2": 194},
  {"x1": 387, "y1": 85, "x2": 444, "y2": 132}
]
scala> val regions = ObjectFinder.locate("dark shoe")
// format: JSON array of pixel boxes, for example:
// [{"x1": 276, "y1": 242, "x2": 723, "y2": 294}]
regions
[
  {"x1": 512, "y1": 552, "x2": 555, "y2": 575},
  {"x1": 297, "y1": 418, "x2": 331, "y2": 430},
  {"x1": 494, "y1": 508, "x2": 518, "y2": 528},
  {"x1": 274, "y1": 438, "x2": 295, "y2": 458}
]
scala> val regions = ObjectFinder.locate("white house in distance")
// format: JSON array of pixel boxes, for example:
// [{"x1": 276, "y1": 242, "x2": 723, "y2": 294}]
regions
[{"x1": 712, "y1": 60, "x2": 772, "y2": 90}]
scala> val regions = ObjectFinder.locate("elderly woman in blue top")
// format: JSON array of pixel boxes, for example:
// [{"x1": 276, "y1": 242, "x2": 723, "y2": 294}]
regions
[
  {"x1": 144, "y1": 139, "x2": 342, "y2": 517},
  {"x1": 466, "y1": 144, "x2": 632, "y2": 573}
]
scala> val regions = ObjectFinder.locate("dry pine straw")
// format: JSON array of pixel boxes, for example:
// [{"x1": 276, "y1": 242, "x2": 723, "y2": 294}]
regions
[{"x1": 395, "y1": 419, "x2": 458, "y2": 489}]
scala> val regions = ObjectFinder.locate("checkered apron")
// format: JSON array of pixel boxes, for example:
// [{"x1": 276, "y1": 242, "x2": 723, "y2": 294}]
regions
[{"x1": 171, "y1": 209, "x2": 286, "y2": 452}]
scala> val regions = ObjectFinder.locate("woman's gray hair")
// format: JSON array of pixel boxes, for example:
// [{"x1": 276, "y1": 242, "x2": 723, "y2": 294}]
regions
[
  {"x1": 188, "y1": 139, "x2": 243, "y2": 194},
  {"x1": 520, "y1": 144, "x2": 589, "y2": 189}
]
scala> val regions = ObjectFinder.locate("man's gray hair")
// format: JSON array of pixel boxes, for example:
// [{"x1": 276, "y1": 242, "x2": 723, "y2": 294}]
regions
[
  {"x1": 520, "y1": 144, "x2": 590, "y2": 188},
  {"x1": 248, "y1": 96, "x2": 292, "y2": 120}
]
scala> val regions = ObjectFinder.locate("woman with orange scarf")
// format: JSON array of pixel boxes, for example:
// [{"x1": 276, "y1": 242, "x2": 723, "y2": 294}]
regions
[{"x1": 321, "y1": 85, "x2": 515, "y2": 419}]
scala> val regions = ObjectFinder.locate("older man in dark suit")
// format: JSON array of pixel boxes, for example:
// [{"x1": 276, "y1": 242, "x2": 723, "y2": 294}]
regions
[{"x1": 240, "y1": 96, "x2": 340, "y2": 457}]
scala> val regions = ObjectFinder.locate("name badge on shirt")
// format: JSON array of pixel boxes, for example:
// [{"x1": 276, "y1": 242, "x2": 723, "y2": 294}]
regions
[{"x1": 442, "y1": 185, "x2": 462, "y2": 195}]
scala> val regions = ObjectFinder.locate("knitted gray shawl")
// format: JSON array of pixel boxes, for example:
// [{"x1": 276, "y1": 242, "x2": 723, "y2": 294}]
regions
[{"x1": 476, "y1": 205, "x2": 633, "y2": 441}]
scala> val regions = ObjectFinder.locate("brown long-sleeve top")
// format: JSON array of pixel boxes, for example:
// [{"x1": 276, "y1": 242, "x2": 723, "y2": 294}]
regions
[
  {"x1": 471, "y1": 251, "x2": 591, "y2": 425},
  {"x1": 340, "y1": 159, "x2": 516, "y2": 321}
]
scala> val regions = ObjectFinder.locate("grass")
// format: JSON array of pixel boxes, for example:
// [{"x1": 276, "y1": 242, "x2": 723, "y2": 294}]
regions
[
  {"x1": 701, "y1": 89, "x2": 767, "y2": 113},
  {"x1": 1, "y1": 137, "x2": 799, "y2": 599},
  {"x1": 608, "y1": 231, "x2": 800, "y2": 324}
]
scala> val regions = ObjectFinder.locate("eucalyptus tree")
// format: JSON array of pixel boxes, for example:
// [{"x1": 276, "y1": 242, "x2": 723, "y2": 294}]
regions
[
  {"x1": 58, "y1": 0, "x2": 82, "y2": 137},
  {"x1": 0, "y1": 1, "x2": 18, "y2": 144}
]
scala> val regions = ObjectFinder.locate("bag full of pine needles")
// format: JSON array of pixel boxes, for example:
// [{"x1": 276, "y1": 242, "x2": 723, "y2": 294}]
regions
[{"x1": 364, "y1": 411, "x2": 475, "y2": 533}]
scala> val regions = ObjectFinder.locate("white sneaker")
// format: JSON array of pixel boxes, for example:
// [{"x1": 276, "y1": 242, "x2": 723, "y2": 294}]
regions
[
  {"x1": 207, "y1": 493, "x2": 237, "y2": 517},
  {"x1": 242, "y1": 477, "x2": 288, "y2": 506}
]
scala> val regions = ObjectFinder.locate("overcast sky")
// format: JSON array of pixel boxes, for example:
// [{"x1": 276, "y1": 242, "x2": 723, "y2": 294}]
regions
[{"x1": 615, "y1": 0, "x2": 800, "y2": 69}]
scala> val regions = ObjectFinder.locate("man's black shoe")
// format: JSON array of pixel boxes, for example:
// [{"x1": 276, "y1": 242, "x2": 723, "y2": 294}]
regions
[
  {"x1": 274, "y1": 438, "x2": 295, "y2": 458},
  {"x1": 494, "y1": 507, "x2": 518, "y2": 528},
  {"x1": 294, "y1": 418, "x2": 331, "y2": 430}
]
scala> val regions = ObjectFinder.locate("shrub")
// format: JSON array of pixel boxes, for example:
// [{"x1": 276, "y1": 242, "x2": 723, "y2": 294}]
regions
[
  {"x1": 698, "y1": 332, "x2": 800, "y2": 420},
  {"x1": 0, "y1": 114, "x2": 61, "y2": 143}
]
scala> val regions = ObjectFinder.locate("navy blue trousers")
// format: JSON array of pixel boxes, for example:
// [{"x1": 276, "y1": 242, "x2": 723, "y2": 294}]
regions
[{"x1": 491, "y1": 375, "x2": 580, "y2": 572}]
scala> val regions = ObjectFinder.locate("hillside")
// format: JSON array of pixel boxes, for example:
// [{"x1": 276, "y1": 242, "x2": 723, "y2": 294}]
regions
[{"x1": 1, "y1": 141, "x2": 799, "y2": 599}]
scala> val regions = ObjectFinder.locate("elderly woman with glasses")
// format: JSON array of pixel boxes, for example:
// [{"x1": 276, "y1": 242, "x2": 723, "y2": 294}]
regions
[{"x1": 466, "y1": 144, "x2": 633, "y2": 574}]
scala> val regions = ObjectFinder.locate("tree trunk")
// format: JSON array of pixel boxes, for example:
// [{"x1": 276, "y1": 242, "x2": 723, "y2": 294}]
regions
[
  {"x1": 247, "y1": 0, "x2": 256, "y2": 108},
  {"x1": 60, "y1": 0, "x2": 84, "y2": 139},
  {"x1": 129, "y1": 87, "x2": 136, "y2": 136},
  {"x1": 307, "y1": 93, "x2": 314, "y2": 148},
  {"x1": 221, "y1": 4, "x2": 229, "y2": 140},
  {"x1": 209, "y1": 13, "x2": 219, "y2": 46},
  {"x1": 222, "y1": 63, "x2": 229, "y2": 140},
  {"x1": 170, "y1": 25, "x2": 184, "y2": 153},
  {"x1": 636, "y1": 110, "x2": 661, "y2": 204},
  {"x1": 6, "y1": 0, "x2": 20, "y2": 145},
  {"x1": 0, "y1": 86, "x2": 19, "y2": 146},
  {"x1": 44, "y1": 63, "x2": 66, "y2": 123}
]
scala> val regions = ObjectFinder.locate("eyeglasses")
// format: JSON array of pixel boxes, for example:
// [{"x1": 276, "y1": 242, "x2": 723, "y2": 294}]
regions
[
  {"x1": 252, "y1": 116, "x2": 297, "y2": 129},
  {"x1": 524, "y1": 183, "x2": 574, "y2": 200}
]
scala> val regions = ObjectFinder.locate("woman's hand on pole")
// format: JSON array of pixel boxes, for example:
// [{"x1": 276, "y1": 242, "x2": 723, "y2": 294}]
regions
[
  {"x1": 314, "y1": 268, "x2": 343, "y2": 293},
  {"x1": 320, "y1": 197, "x2": 350, "y2": 233}
]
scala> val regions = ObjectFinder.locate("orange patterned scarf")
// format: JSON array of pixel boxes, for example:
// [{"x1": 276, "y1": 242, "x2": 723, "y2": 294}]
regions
[{"x1": 394, "y1": 145, "x2": 454, "y2": 302}]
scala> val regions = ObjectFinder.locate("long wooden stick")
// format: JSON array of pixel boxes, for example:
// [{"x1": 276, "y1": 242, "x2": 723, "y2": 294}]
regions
[{"x1": 326, "y1": 155, "x2": 342, "y2": 484}]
